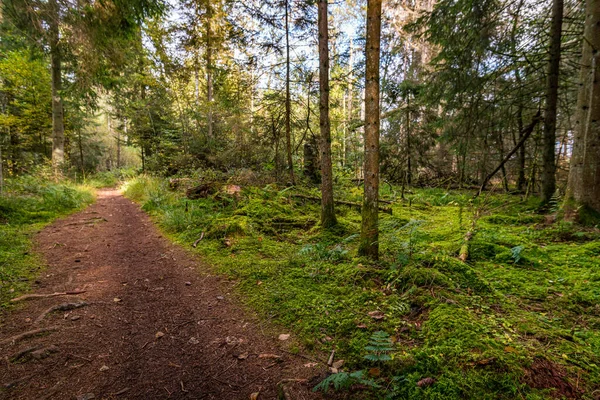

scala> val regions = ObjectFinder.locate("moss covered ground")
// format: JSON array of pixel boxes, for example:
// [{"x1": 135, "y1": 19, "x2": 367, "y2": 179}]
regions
[
  {"x1": 0, "y1": 173, "x2": 95, "y2": 308},
  {"x1": 123, "y1": 175, "x2": 600, "y2": 399}
]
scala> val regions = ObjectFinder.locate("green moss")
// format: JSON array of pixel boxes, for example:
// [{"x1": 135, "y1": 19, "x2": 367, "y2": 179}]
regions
[
  {"x1": 0, "y1": 176, "x2": 95, "y2": 307},
  {"x1": 124, "y1": 176, "x2": 600, "y2": 399}
]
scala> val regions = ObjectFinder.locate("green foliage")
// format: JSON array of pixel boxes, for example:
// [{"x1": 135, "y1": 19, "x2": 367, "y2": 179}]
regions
[
  {"x1": 510, "y1": 245, "x2": 525, "y2": 263},
  {"x1": 313, "y1": 370, "x2": 379, "y2": 393},
  {"x1": 364, "y1": 331, "x2": 394, "y2": 362},
  {"x1": 298, "y1": 242, "x2": 349, "y2": 262},
  {"x1": 0, "y1": 173, "x2": 94, "y2": 306},
  {"x1": 124, "y1": 178, "x2": 600, "y2": 399}
]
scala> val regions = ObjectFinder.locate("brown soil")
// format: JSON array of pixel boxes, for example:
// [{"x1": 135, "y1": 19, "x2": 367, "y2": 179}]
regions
[
  {"x1": 522, "y1": 357, "x2": 581, "y2": 399},
  {"x1": 0, "y1": 190, "x2": 326, "y2": 400}
]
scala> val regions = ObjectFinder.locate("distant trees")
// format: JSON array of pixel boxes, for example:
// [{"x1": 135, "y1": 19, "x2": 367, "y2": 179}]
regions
[
  {"x1": 2, "y1": 0, "x2": 598, "y2": 241},
  {"x1": 1, "y1": 0, "x2": 164, "y2": 173}
]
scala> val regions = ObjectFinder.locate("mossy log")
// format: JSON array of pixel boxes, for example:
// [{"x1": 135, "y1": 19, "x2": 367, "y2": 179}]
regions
[
  {"x1": 186, "y1": 183, "x2": 219, "y2": 199},
  {"x1": 291, "y1": 194, "x2": 392, "y2": 214}
]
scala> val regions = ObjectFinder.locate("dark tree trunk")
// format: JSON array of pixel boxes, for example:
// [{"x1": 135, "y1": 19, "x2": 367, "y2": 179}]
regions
[
  {"x1": 541, "y1": 0, "x2": 564, "y2": 203},
  {"x1": 206, "y1": 0, "x2": 214, "y2": 139},
  {"x1": 49, "y1": 0, "x2": 65, "y2": 173},
  {"x1": 566, "y1": 0, "x2": 600, "y2": 215},
  {"x1": 406, "y1": 94, "x2": 412, "y2": 186},
  {"x1": 317, "y1": 0, "x2": 337, "y2": 228},
  {"x1": 358, "y1": 0, "x2": 382, "y2": 259},
  {"x1": 285, "y1": 0, "x2": 295, "y2": 184}
]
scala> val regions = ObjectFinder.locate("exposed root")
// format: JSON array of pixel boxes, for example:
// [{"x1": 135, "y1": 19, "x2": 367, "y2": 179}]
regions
[
  {"x1": 34, "y1": 301, "x2": 88, "y2": 324},
  {"x1": 1, "y1": 327, "x2": 59, "y2": 346},
  {"x1": 9, "y1": 346, "x2": 41, "y2": 362},
  {"x1": 10, "y1": 290, "x2": 86, "y2": 303}
]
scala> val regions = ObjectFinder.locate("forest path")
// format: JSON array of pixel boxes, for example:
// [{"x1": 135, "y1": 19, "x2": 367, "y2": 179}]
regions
[{"x1": 0, "y1": 189, "x2": 322, "y2": 400}]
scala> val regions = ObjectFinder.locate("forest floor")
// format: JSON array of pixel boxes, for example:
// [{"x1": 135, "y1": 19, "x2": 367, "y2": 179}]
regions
[{"x1": 0, "y1": 189, "x2": 326, "y2": 400}]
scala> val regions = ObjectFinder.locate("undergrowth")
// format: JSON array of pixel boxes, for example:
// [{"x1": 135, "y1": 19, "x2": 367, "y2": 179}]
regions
[
  {"x1": 124, "y1": 175, "x2": 600, "y2": 399},
  {"x1": 0, "y1": 170, "x2": 95, "y2": 308}
]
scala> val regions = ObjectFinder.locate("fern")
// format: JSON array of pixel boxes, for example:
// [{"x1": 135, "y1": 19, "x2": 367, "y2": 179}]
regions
[
  {"x1": 548, "y1": 191, "x2": 562, "y2": 214},
  {"x1": 364, "y1": 331, "x2": 394, "y2": 362},
  {"x1": 510, "y1": 245, "x2": 525, "y2": 263},
  {"x1": 313, "y1": 370, "x2": 379, "y2": 393},
  {"x1": 390, "y1": 300, "x2": 411, "y2": 316}
]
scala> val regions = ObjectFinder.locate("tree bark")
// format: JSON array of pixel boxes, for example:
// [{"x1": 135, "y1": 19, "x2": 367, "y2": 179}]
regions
[
  {"x1": 541, "y1": 0, "x2": 564, "y2": 203},
  {"x1": 358, "y1": 0, "x2": 382, "y2": 259},
  {"x1": 49, "y1": 0, "x2": 65, "y2": 173},
  {"x1": 566, "y1": 0, "x2": 600, "y2": 215},
  {"x1": 285, "y1": 0, "x2": 295, "y2": 184},
  {"x1": 317, "y1": 0, "x2": 337, "y2": 228},
  {"x1": 206, "y1": 0, "x2": 214, "y2": 139}
]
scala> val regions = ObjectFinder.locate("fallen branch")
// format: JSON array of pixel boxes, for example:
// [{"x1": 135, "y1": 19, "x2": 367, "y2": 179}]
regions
[
  {"x1": 9, "y1": 345, "x2": 41, "y2": 362},
  {"x1": 192, "y1": 232, "x2": 205, "y2": 248},
  {"x1": 476, "y1": 110, "x2": 541, "y2": 197},
  {"x1": 1, "y1": 327, "x2": 59, "y2": 346},
  {"x1": 35, "y1": 301, "x2": 88, "y2": 324},
  {"x1": 291, "y1": 194, "x2": 392, "y2": 214},
  {"x1": 327, "y1": 349, "x2": 335, "y2": 366},
  {"x1": 11, "y1": 290, "x2": 86, "y2": 303}
]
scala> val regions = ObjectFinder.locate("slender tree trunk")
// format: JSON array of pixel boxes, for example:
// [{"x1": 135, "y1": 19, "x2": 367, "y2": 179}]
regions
[
  {"x1": 511, "y1": 0, "x2": 526, "y2": 191},
  {"x1": 406, "y1": 94, "x2": 412, "y2": 186},
  {"x1": 0, "y1": 132, "x2": 3, "y2": 196},
  {"x1": 49, "y1": 0, "x2": 64, "y2": 173},
  {"x1": 77, "y1": 128, "x2": 85, "y2": 177},
  {"x1": 541, "y1": 0, "x2": 564, "y2": 203},
  {"x1": 285, "y1": 0, "x2": 295, "y2": 184},
  {"x1": 346, "y1": 44, "x2": 354, "y2": 167},
  {"x1": 206, "y1": 1, "x2": 213, "y2": 139},
  {"x1": 116, "y1": 127, "x2": 121, "y2": 169},
  {"x1": 318, "y1": 0, "x2": 337, "y2": 228},
  {"x1": 566, "y1": 0, "x2": 600, "y2": 215},
  {"x1": 358, "y1": 0, "x2": 382, "y2": 259}
]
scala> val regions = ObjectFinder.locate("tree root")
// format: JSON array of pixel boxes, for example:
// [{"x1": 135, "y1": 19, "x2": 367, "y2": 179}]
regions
[
  {"x1": 35, "y1": 301, "x2": 88, "y2": 324},
  {"x1": 10, "y1": 290, "x2": 86, "y2": 303},
  {"x1": 1, "y1": 327, "x2": 59, "y2": 346}
]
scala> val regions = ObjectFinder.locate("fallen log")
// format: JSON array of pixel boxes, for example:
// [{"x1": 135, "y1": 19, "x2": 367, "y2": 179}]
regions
[
  {"x1": 11, "y1": 290, "x2": 86, "y2": 303},
  {"x1": 291, "y1": 194, "x2": 392, "y2": 214}
]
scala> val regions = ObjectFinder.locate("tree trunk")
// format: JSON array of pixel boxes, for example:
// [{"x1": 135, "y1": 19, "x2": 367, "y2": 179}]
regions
[
  {"x1": 406, "y1": 94, "x2": 412, "y2": 186},
  {"x1": 49, "y1": 0, "x2": 65, "y2": 173},
  {"x1": 78, "y1": 128, "x2": 85, "y2": 176},
  {"x1": 346, "y1": 44, "x2": 354, "y2": 167},
  {"x1": 285, "y1": 0, "x2": 295, "y2": 184},
  {"x1": 358, "y1": 0, "x2": 382, "y2": 259},
  {"x1": 541, "y1": 0, "x2": 564, "y2": 203},
  {"x1": 318, "y1": 0, "x2": 337, "y2": 228},
  {"x1": 0, "y1": 132, "x2": 3, "y2": 196},
  {"x1": 566, "y1": 0, "x2": 600, "y2": 215},
  {"x1": 206, "y1": 1, "x2": 214, "y2": 140}
]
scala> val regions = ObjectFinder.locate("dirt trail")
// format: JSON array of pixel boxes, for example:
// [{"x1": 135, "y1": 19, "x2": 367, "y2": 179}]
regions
[{"x1": 0, "y1": 190, "x2": 324, "y2": 400}]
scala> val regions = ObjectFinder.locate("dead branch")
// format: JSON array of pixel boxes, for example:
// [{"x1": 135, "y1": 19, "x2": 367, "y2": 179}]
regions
[
  {"x1": 291, "y1": 194, "x2": 392, "y2": 214},
  {"x1": 10, "y1": 290, "x2": 86, "y2": 303},
  {"x1": 192, "y1": 232, "x2": 205, "y2": 248},
  {"x1": 9, "y1": 345, "x2": 41, "y2": 362},
  {"x1": 476, "y1": 111, "x2": 541, "y2": 197},
  {"x1": 1, "y1": 327, "x2": 59, "y2": 346},
  {"x1": 34, "y1": 301, "x2": 88, "y2": 324}
]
